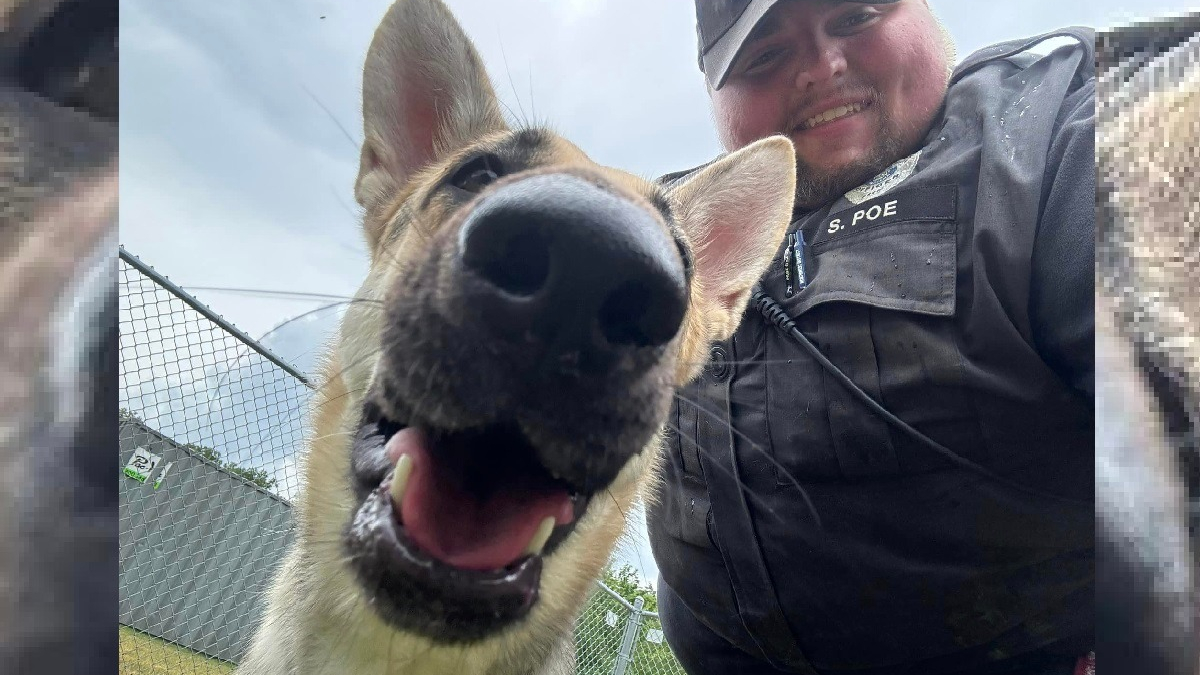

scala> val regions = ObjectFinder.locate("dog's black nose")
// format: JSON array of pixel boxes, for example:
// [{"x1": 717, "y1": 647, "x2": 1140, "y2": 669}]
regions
[{"x1": 458, "y1": 173, "x2": 686, "y2": 371}]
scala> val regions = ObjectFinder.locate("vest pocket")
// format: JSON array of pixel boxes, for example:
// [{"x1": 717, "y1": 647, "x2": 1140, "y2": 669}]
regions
[
  {"x1": 799, "y1": 219, "x2": 957, "y2": 317},
  {"x1": 768, "y1": 219, "x2": 967, "y2": 481},
  {"x1": 658, "y1": 398, "x2": 718, "y2": 549}
]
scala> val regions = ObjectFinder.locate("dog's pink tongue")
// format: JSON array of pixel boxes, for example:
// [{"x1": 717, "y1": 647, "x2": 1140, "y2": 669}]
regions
[{"x1": 385, "y1": 428, "x2": 573, "y2": 572}]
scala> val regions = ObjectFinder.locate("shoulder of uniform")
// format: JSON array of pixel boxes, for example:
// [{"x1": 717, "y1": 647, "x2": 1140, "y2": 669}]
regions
[
  {"x1": 950, "y1": 27, "x2": 1096, "y2": 87},
  {"x1": 655, "y1": 155, "x2": 726, "y2": 189}
]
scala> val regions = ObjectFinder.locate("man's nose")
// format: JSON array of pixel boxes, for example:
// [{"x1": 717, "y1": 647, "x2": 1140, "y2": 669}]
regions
[{"x1": 792, "y1": 38, "x2": 847, "y2": 91}]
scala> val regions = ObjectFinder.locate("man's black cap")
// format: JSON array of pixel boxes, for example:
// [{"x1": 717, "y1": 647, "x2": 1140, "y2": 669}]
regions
[{"x1": 696, "y1": 0, "x2": 901, "y2": 89}]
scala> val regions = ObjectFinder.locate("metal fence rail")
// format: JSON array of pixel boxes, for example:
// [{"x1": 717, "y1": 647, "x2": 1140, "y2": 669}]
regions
[
  {"x1": 117, "y1": 248, "x2": 687, "y2": 674},
  {"x1": 575, "y1": 583, "x2": 680, "y2": 675}
]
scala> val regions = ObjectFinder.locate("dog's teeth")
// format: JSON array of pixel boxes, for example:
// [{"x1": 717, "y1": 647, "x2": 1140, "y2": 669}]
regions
[
  {"x1": 390, "y1": 454, "x2": 413, "y2": 504},
  {"x1": 524, "y1": 516, "x2": 556, "y2": 556}
]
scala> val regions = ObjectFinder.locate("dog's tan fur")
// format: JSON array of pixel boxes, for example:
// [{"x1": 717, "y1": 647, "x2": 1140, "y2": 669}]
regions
[
  {"x1": 237, "y1": 1, "x2": 795, "y2": 673},
  {"x1": 1095, "y1": 22, "x2": 1200, "y2": 674}
]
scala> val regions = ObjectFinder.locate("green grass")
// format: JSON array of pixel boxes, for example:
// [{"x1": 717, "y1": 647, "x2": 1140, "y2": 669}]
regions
[{"x1": 119, "y1": 625, "x2": 235, "y2": 675}]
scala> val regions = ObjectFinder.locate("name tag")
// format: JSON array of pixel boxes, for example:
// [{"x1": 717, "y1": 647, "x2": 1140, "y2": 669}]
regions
[{"x1": 814, "y1": 184, "x2": 957, "y2": 247}]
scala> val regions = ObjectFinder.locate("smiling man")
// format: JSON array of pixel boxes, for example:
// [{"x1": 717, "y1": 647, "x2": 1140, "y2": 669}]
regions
[
  {"x1": 705, "y1": 0, "x2": 952, "y2": 209},
  {"x1": 648, "y1": 1, "x2": 1095, "y2": 674}
]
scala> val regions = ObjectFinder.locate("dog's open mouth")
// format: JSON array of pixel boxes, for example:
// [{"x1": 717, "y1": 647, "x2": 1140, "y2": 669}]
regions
[
  {"x1": 387, "y1": 424, "x2": 578, "y2": 566},
  {"x1": 344, "y1": 403, "x2": 591, "y2": 638}
]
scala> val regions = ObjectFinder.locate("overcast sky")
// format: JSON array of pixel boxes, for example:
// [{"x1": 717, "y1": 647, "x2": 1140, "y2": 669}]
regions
[{"x1": 119, "y1": 0, "x2": 1199, "y2": 585}]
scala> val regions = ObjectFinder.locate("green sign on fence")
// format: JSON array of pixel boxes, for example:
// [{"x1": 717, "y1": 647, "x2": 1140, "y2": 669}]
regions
[{"x1": 123, "y1": 447, "x2": 162, "y2": 483}]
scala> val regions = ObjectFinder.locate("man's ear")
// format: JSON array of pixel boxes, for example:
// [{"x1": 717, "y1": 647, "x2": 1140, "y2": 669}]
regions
[
  {"x1": 355, "y1": 0, "x2": 508, "y2": 247},
  {"x1": 668, "y1": 135, "x2": 796, "y2": 341}
]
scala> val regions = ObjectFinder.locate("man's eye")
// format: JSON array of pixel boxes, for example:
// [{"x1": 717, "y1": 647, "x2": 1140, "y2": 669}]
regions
[
  {"x1": 833, "y1": 10, "x2": 878, "y2": 33},
  {"x1": 744, "y1": 48, "x2": 783, "y2": 73}
]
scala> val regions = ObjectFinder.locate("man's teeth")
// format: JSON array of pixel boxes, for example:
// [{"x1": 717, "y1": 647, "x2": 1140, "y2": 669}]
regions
[
  {"x1": 524, "y1": 516, "x2": 556, "y2": 556},
  {"x1": 389, "y1": 453, "x2": 413, "y2": 504},
  {"x1": 804, "y1": 103, "x2": 864, "y2": 129}
]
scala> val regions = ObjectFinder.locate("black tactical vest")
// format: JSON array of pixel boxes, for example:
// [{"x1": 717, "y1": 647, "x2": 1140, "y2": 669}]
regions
[{"x1": 650, "y1": 27, "x2": 1096, "y2": 674}]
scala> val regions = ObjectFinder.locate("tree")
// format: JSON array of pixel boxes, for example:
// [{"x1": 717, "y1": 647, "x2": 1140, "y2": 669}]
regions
[
  {"x1": 601, "y1": 563, "x2": 657, "y2": 613},
  {"x1": 573, "y1": 563, "x2": 684, "y2": 675},
  {"x1": 118, "y1": 407, "x2": 143, "y2": 425},
  {"x1": 120, "y1": 407, "x2": 278, "y2": 492},
  {"x1": 180, "y1": 442, "x2": 278, "y2": 492}
]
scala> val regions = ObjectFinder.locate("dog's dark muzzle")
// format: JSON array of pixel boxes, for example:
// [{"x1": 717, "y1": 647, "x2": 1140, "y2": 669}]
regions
[
  {"x1": 458, "y1": 172, "x2": 688, "y2": 373},
  {"x1": 377, "y1": 171, "x2": 688, "y2": 493}
]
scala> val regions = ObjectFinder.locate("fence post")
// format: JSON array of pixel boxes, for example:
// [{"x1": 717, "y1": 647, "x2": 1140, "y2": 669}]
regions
[{"x1": 611, "y1": 596, "x2": 645, "y2": 675}]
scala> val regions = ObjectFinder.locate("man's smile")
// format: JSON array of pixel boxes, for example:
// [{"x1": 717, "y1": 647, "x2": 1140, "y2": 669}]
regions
[{"x1": 796, "y1": 99, "x2": 872, "y2": 131}]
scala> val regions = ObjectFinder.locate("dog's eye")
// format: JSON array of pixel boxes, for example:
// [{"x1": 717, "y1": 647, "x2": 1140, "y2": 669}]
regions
[{"x1": 450, "y1": 154, "x2": 503, "y2": 193}]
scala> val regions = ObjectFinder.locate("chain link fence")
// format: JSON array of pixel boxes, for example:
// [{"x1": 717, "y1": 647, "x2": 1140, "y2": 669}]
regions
[
  {"x1": 118, "y1": 247, "x2": 311, "y2": 674},
  {"x1": 117, "y1": 248, "x2": 687, "y2": 675},
  {"x1": 575, "y1": 583, "x2": 682, "y2": 675}
]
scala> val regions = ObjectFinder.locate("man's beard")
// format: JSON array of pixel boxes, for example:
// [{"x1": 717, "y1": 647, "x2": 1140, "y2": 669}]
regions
[{"x1": 792, "y1": 106, "x2": 913, "y2": 211}]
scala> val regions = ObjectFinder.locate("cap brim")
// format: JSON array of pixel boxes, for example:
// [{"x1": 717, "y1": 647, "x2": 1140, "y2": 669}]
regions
[
  {"x1": 699, "y1": 0, "x2": 900, "y2": 90},
  {"x1": 700, "y1": 0, "x2": 782, "y2": 90}
]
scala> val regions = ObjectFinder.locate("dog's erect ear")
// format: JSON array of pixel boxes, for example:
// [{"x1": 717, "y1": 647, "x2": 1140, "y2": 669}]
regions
[
  {"x1": 668, "y1": 136, "x2": 796, "y2": 341},
  {"x1": 356, "y1": 0, "x2": 507, "y2": 227}
]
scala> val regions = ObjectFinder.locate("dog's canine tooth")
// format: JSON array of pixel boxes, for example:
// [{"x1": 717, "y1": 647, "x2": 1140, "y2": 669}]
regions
[
  {"x1": 390, "y1": 453, "x2": 413, "y2": 505},
  {"x1": 524, "y1": 517, "x2": 556, "y2": 557}
]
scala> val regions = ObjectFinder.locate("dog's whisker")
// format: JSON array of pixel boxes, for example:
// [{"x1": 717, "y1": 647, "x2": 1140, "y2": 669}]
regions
[
  {"x1": 384, "y1": 625, "x2": 397, "y2": 675},
  {"x1": 244, "y1": 384, "x2": 369, "y2": 465},
  {"x1": 341, "y1": 590, "x2": 380, "y2": 668},
  {"x1": 179, "y1": 287, "x2": 382, "y2": 305},
  {"x1": 258, "y1": 302, "x2": 379, "y2": 351},
  {"x1": 496, "y1": 37, "x2": 529, "y2": 127},
  {"x1": 302, "y1": 349, "x2": 385, "y2": 412},
  {"x1": 606, "y1": 489, "x2": 627, "y2": 520},
  {"x1": 678, "y1": 358, "x2": 808, "y2": 367},
  {"x1": 527, "y1": 64, "x2": 537, "y2": 128},
  {"x1": 316, "y1": 349, "x2": 385, "y2": 397},
  {"x1": 197, "y1": 298, "x2": 379, "y2": 416},
  {"x1": 452, "y1": 643, "x2": 470, "y2": 675},
  {"x1": 496, "y1": 98, "x2": 526, "y2": 130},
  {"x1": 313, "y1": 589, "x2": 368, "y2": 675},
  {"x1": 406, "y1": 353, "x2": 444, "y2": 424},
  {"x1": 307, "y1": 429, "x2": 358, "y2": 444},
  {"x1": 314, "y1": 383, "x2": 370, "y2": 411},
  {"x1": 662, "y1": 420, "x2": 793, "y2": 527},
  {"x1": 667, "y1": 396, "x2": 823, "y2": 530},
  {"x1": 330, "y1": 184, "x2": 366, "y2": 232},
  {"x1": 301, "y1": 82, "x2": 360, "y2": 153},
  {"x1": 210, "y1": 382, "x2": 371, "y2": 494}
]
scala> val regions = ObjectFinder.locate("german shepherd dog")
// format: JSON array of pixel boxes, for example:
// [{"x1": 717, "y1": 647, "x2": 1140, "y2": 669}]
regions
[
  {"x1": 1096, "y1": 16, "x2": 1200, "y2": 675},
  {"x1": 237, "y1": 0, "x2": 796, "y2": 673},
  {"x1": 0, "y1": 0, "x2": 117, "y2": 672}
]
